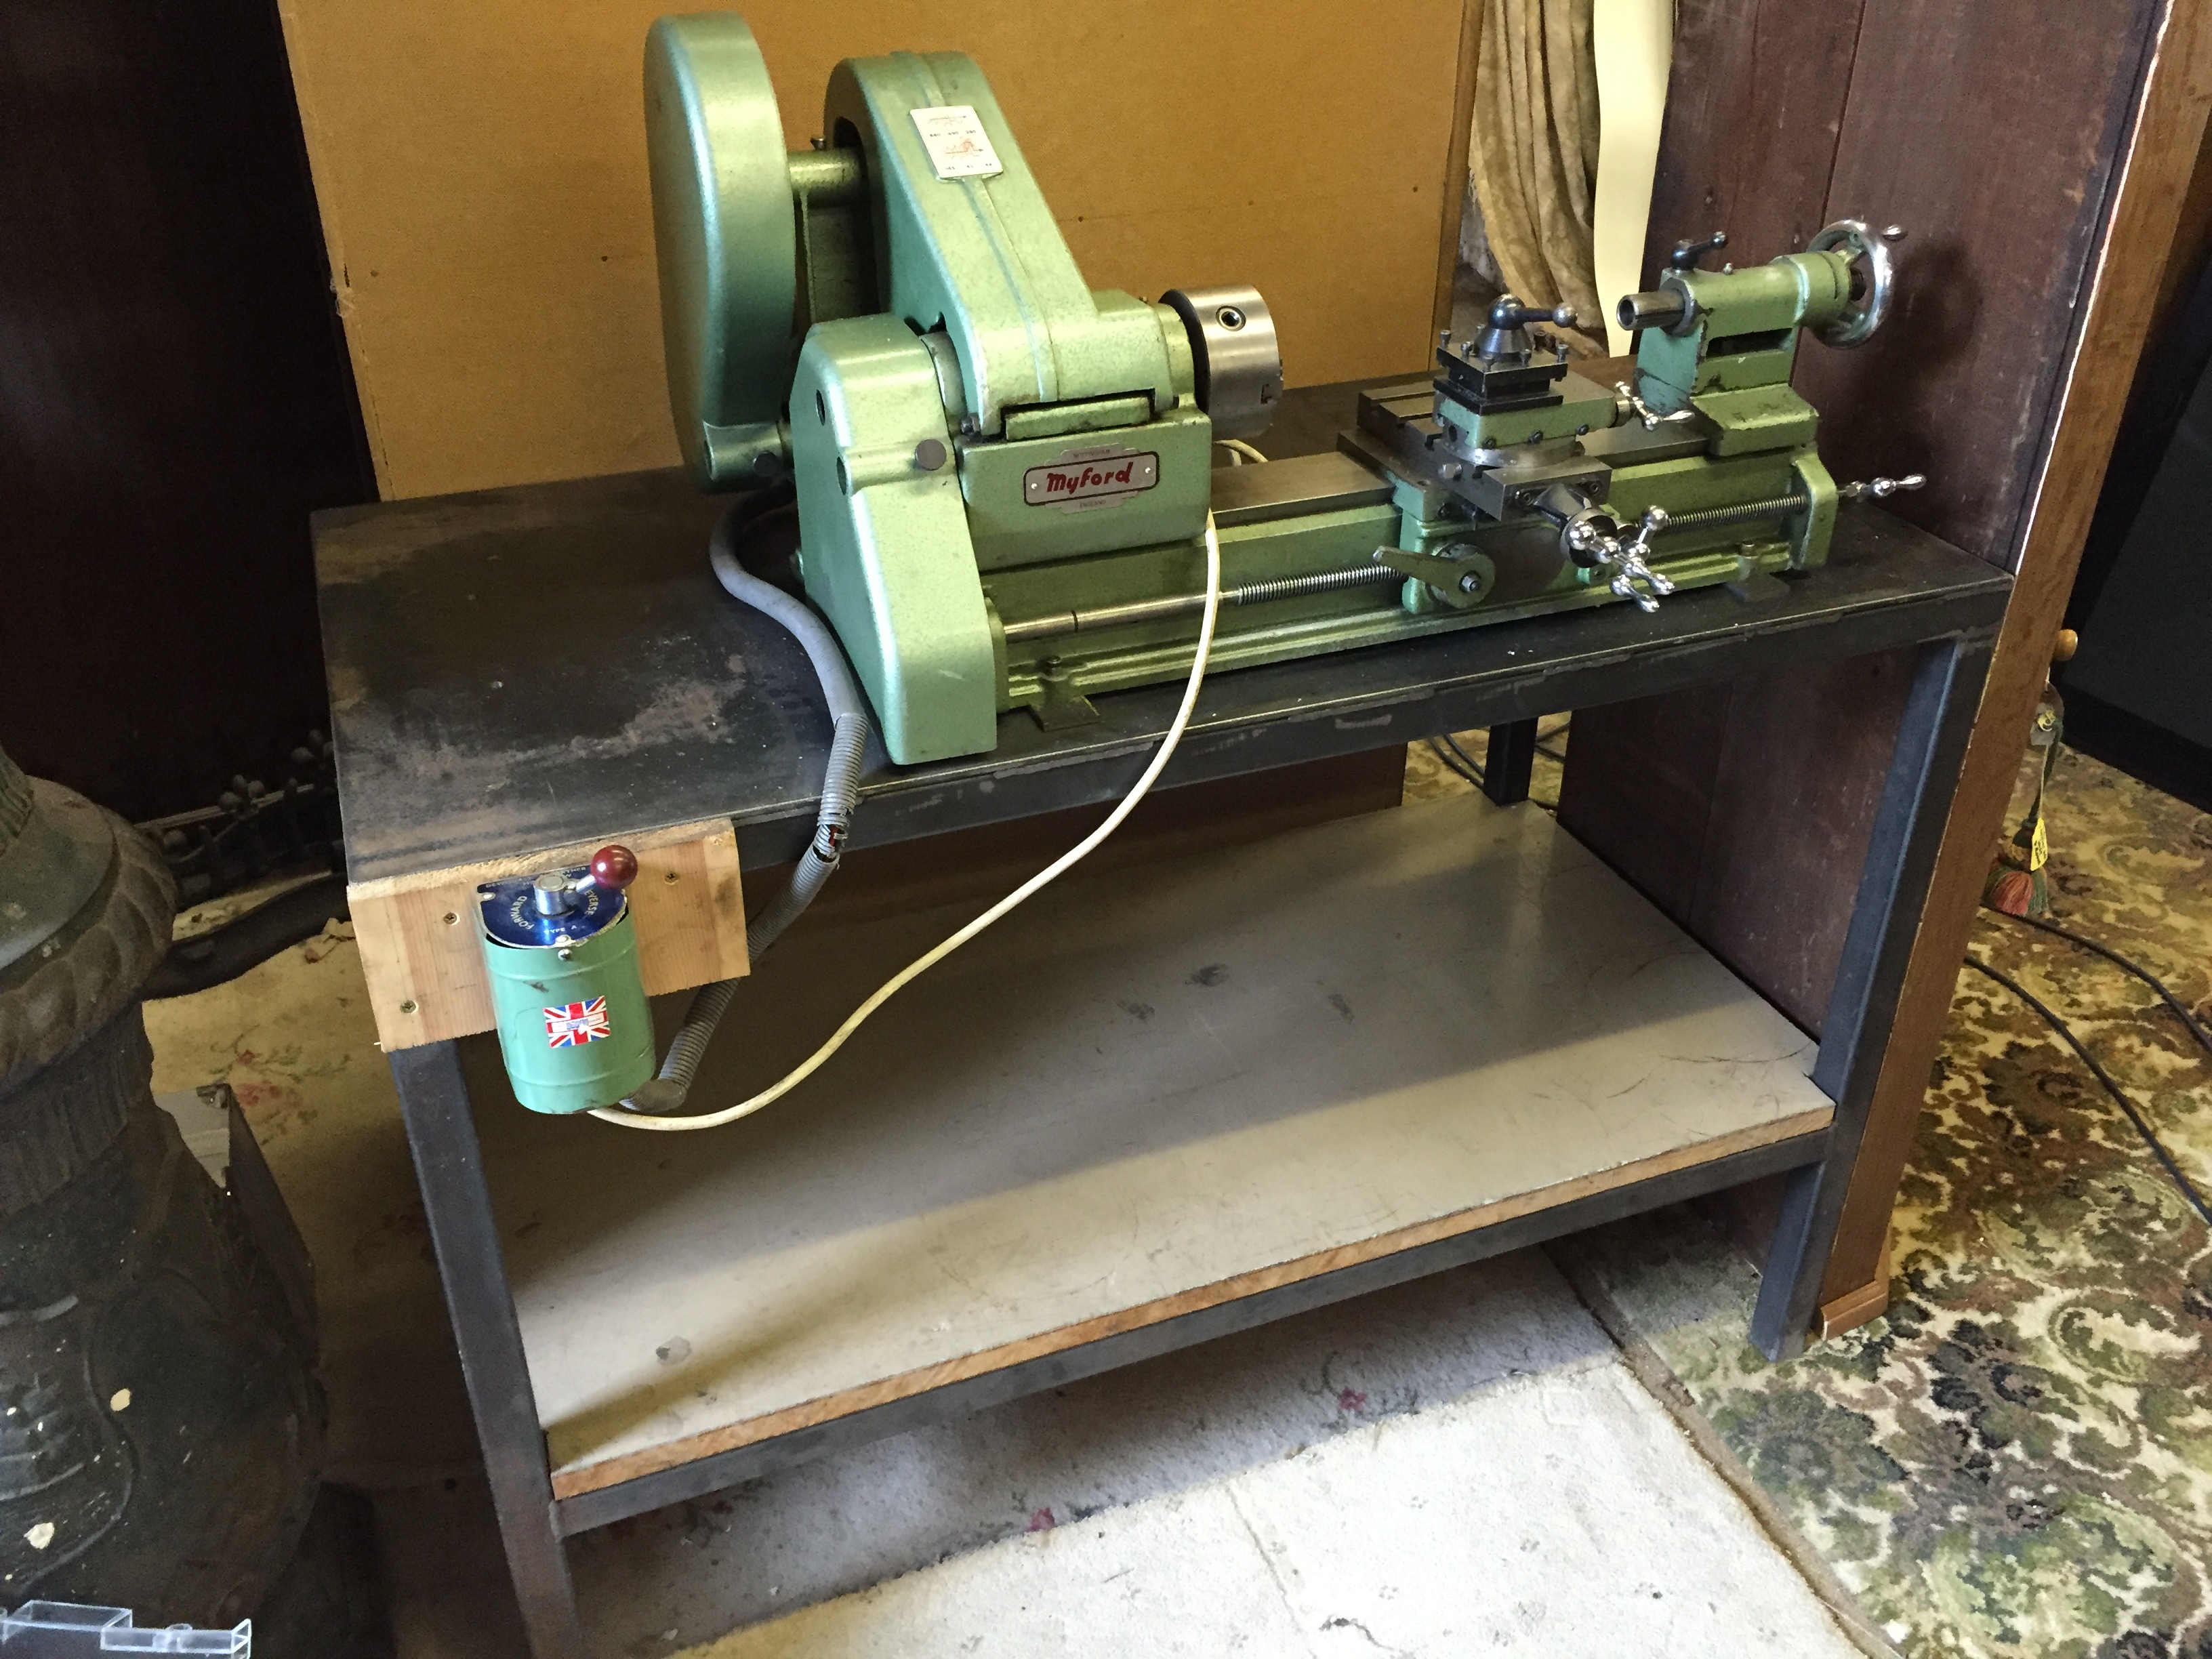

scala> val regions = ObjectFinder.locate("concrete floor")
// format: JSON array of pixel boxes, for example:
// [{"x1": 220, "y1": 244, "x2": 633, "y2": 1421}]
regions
[{"x1": 144, "y1": 832, "x2": 1881, "y2": 1657}]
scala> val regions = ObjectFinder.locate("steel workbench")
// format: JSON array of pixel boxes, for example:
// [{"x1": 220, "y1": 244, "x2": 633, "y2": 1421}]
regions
[{"x1": 316, "y1": 384, "x2": 2007, "y2": 1657}]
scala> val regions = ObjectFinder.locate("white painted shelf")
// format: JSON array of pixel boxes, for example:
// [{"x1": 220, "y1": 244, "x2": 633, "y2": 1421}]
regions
[{"x1": 464, "y1": 794, "x2": 1830, "y2": 1498}]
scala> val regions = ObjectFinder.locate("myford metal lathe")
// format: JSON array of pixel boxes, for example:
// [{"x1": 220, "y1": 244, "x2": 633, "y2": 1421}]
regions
[
  {"x1": 646, "y1": 14, "x2": 1919, "y2": 767},
  {"x1": 476, "y1": 14, "x2": 1929, "y2": 1122}
]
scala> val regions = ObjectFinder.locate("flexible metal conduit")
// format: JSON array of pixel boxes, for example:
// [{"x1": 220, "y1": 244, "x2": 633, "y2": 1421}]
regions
[
  {"x1": 592, "y1": 512, "x2": 1228, "y2": 1132},
  {"x1": 617, "y1": 495, "x2": 871, "y2": 1114}
]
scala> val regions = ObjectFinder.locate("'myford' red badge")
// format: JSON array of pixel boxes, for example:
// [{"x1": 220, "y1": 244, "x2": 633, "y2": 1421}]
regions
[{"x1": 1023, "y1": 451, "x2": 1160, "y2": 507}]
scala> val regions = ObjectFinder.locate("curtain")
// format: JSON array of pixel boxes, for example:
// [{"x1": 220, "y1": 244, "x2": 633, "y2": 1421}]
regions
[{"x1": 1467, "y1": 0, "x2": 1604, "y2": 354}]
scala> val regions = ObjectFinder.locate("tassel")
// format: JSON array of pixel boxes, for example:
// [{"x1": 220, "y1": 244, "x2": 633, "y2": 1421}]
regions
[{"x1": 1983, "y1": 687, "x2": 2062, "y2": 919}]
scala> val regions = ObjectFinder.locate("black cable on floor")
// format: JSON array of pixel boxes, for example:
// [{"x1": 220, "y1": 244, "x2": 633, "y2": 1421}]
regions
[
  {"x1": 1435, "y1": 732, "x2": 1486, "y2": 784},
  {"x1": 143, "y1": 874, "x2": 350, "y2": 1000},
  {"x1": 1987, "y1": 909, "x2": 2212, "y2": 1054},
  {"x1": 1425, "y1": 737, "x2": 1481, "y2": 787},
  {"x1": 1964, "y1": 954, "x2": 2212, "y2": 1227}
]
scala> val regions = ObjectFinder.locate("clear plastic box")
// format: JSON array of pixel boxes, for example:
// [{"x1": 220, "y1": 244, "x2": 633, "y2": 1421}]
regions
[{"x1": 0, "y1": 1603, "x2": 249, "y2": 1656}]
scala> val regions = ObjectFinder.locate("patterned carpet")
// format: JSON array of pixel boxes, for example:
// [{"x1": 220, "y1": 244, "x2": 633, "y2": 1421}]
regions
[{"x1": 1439, "y1": 734, "x2": 2212, "y2": 1659}]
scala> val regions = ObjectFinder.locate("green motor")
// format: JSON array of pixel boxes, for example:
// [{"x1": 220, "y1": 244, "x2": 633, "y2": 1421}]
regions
[{"x1": 477, "y1": 844, "x2": 657, "y2": 1114}]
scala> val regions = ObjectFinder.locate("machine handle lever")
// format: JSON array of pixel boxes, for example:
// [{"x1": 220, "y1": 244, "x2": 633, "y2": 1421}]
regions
[
  {"x1": 1487, "y1": 298, "x2": 1579, "y2": 331},
  {"x1": 1562, "y1": 506, "x2": 1676, "y2": 614},
  {"x1": 1370, "y1": 546, "x2": 1494, "y2": 610},
  {"x1": 1614, "y1": 382, "x2": 1699, "y2": 432},
  {"x1": 589, "y1": 844, "x2": 640, "y2": 891},
  {"x1": 1625, "y1": 504, "x2": 1671, "y2": 557},
  {"x1": 529, "y1": 844, "x2": 638, "y2": 920},
  {"x1": 1669, "y1": 231, "x2": 1729, "y2": 270},
  {"x1": 1838, "y1": 473, "x2": 1927, "y2": 501},
  {"x1": 1605, "y1": 508, "x2": 1678, "y2": 613}
]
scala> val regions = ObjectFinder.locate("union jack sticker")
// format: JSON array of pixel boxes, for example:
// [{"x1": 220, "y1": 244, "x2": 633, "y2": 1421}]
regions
[{"x1": 544, "y1": 997, "x2": 611, "y2": 1048}]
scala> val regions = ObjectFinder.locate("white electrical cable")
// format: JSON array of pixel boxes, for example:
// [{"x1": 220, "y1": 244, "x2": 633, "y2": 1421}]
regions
[
  {"x1": 1215, "y1": 438, "x2": 1269, "y2": 466},
  {"x1": 588, "y1": 512, "x2": 1226, "y2": 1132}
]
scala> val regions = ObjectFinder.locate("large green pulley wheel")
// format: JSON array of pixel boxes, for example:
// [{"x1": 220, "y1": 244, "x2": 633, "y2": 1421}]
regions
[{"x1": 646, "y1": 13, "x2": 799, "y2": 485}]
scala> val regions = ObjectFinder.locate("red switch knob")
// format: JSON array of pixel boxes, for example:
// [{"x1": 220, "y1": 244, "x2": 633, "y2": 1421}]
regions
[{"x1": 590, "y1": 844, "x2": 639, "y2": 890}]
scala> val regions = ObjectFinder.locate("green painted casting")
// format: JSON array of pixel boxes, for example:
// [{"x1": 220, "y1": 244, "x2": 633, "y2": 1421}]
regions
[
  {"x1": 647, "y1": 14, "x2": 800, "y2": 485},
  {"x1": 792, "y1": 314, "x2": 997, "y2": 762},
  {"x1": 482, "y1": 910, "x2": 655, "y2": 1115}
]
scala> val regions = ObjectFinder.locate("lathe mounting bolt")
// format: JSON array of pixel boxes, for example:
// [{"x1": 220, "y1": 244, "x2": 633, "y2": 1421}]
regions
[{"x1": 591, "y1": 845, "x2": 640, "y2": 890}]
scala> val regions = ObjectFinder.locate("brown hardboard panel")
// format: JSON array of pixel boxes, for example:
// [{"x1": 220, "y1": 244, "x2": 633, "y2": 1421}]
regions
[
  {"x1": 1431, "y1": 1, "x2": 1484, "y2": 337},
  {"x1": 1639, "y1": 0, "x2": 1866, "y2": 277},
  {"x1": 1555, "y1": 684, "x2": 1733, "y2": 926},
  {"x1": 1569, "y1": 0, "x2": 2175, "y2": 1324},
  {"x1": 1704, "y1": 0, "x2": 2173, "y2": 1298},
  {"x1": 476, "y1": 797, "x2": 1833, "y2": 1494},
  {"x1": 274, "y1": 0, "x2": 1462, "y2": 500},
  {"x1": 1795, "y1": 0, "x2": 2167, "y2": 575},
  {"x1": 1825, "y1": 0, "x2": 2212, "y2": 1305},
  {"x1": 1685, "y1": 649, "x2": 1918, "y2": 1034},
  {"x1": 550, "y1": 1113, "x2": 1830, "y2": 1496},
  {"x1": 1559, "y1": 650, "x2": 1915, "y2": 1040}
]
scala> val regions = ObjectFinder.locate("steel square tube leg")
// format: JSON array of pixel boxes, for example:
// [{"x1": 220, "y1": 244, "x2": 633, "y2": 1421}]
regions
[
  {"x1": 1750, "y1": 632, "x2": 1995, "y2": 1360},
  {"x1": 1482, "y1": 718, "x2": 1538, "y2": 805},
  {"x1": 390, "y1": 1041, "x2": 588, "y2": 1659}
]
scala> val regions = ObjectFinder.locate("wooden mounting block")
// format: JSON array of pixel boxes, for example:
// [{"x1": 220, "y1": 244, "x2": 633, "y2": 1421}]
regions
[{"x1": 348, "y1": 817, "x2": 747, "y2": 1051}]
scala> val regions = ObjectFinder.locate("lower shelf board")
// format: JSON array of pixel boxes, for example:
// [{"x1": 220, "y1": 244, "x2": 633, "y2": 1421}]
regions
[{"x1": 460, "y1": 792, "x2": 1834, "y2": 1500}]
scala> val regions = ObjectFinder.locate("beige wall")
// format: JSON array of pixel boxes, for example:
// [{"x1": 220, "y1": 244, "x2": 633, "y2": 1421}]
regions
[{"x1": 279, "y1": 1, "x2": 1467, "y2": 500}]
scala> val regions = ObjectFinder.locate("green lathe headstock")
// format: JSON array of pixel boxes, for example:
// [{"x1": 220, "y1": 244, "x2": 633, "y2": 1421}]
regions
[{"x1": 645, "y1": 13, "x2": 1277, "y2": 763}]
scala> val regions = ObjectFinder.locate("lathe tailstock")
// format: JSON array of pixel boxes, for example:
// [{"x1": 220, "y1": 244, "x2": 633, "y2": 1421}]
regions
[{"x1": 648, "y1": 14, "x2": 1920, "y2": 764}]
